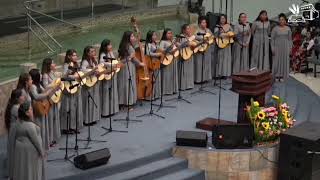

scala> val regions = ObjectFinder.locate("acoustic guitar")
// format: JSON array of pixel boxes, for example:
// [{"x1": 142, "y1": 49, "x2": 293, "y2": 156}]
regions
[
  {"x1": 49, "y1": 78, "x2": 65, "y2": 104},
  {"x1": 97, "y1": 60, "x2": 121, "y2": 81},
  {"x1": 216, "y1": 31, "x2": 235, "y2": 49},
  {"x1": 33, "y1": 99, "x2": 51, "y2": 117}
]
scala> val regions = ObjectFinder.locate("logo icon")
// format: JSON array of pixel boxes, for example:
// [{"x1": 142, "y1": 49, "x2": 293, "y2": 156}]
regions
[
  {"x1": 288, "y1": 3, "x2": 319, "y2": 23},
  {"x1": 288, "y1": 4, "x2": 306, "y2": 23}
]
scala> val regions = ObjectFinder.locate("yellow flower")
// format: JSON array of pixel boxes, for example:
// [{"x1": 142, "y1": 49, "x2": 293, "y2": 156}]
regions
[
  {"x1": 282, "y1": 109, "x2": 288, "y2": 117},
  {"x1": 262, "y1": 122, "x2": 270, "y2": 130},
  {"x1": 257, "y1": 111, "x2": 266, "y2": 120},
  {"x1": 253, "y1": 101, "x2": 260, "y2": 107},
  {"x1": 272, "y1": 95, "x2": 280, "y2": 100}
]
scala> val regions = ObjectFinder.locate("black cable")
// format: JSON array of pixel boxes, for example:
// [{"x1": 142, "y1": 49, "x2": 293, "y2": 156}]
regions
[{"x1": 254, "y1": 147, "x2": 278, "y2": 164}]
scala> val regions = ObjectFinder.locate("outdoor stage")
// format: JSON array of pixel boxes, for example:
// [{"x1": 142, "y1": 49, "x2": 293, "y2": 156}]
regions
[{"x1": 1, "y1": 77, "x2": 319, "y2": 180}]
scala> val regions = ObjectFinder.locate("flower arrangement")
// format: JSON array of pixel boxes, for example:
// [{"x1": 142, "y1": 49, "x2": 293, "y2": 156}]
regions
[{"x1": 246, "y1": 95, "x2": 295, "y2": 143}]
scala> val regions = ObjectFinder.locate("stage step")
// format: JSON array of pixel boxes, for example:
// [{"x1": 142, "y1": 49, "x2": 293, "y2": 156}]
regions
[
  {"x1": 153, "y1": 169, "x2": 205, "y2": 180},
  {"x1": 97, "y1": 157, "x2": 190, "y2": 180}
]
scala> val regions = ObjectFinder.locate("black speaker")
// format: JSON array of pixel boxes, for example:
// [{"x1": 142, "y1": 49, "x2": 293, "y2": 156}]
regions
[
  {"x1": 278, "y1": 122, "x2": 320, "y2": 180},
  {"x1": 206, "y1": 12, "x2": 223, "y2": 33},
  {"x1": 176, "y1": 130, "x2": 207, "y2": 147},
  {"x1": 74, "y1": 148, "x2": 111, "y2": 170},
  {"x1": 212, "y1": 124, "x2": 254, "y2": 149}
]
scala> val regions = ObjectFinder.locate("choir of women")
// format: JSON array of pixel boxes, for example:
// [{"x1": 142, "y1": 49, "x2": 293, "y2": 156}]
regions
[{"x1": 5, "y1": 11, "x2": 296, "y2": 179}]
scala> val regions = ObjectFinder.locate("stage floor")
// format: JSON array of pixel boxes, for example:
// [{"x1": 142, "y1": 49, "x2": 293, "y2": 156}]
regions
[{"x1": 1, "y1": 77, "x2": 320, "y2": 180}]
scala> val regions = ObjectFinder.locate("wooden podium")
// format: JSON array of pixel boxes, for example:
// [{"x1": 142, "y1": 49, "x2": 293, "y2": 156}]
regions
[
  {"x1": 196, "y1": 70, "x2": 272, "y2": 131},
  {"x1": 231, "y1": 70, "x2": 272, "y2": 124}
]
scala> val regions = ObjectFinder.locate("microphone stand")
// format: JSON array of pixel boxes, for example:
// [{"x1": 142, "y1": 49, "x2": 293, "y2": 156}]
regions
[
  {"x1": 75, "y1": 68, "x2": 106, "y2": 148},
  {"x1": 262, "y1": 21, "x2": 265, "y2": 70},
  {"x1": 240, "y1": 24, "x2": 245, "y2": 71},
  {"x1": 166, "y1": 40, "x2": 192, "y2": 104},
  {"x1": 101, "y1": 58, "x2": 128, "y2": 136},
  {"x1": 191, "y1": 33, "x2": 216, "y2": 96},
  {"x1": 114, "y1": 57, "x2": 143, "y2": 128}
]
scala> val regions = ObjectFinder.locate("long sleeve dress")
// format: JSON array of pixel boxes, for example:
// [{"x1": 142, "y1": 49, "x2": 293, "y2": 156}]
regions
[
  {"x1": 145, "y1": 42, "x2": 161, "y2": 99},
  {"x1": 232, "y1": 23, "x2": 251, "y2": 73},
  {"x1": 42, "y1": 72, "x2": 61, "y2": 143},
  {"x1": 60, "y1": 63, "x2": 83, "y2": 131},
  {"x1": 7, "y1": 104, "x2": 19, "y2": 179},
  {"x1": 194, "y1": 28, "x2": 212, "y2": 83},
  {"x1": 159, "y1": 40, "x2": 179, "y2": 95},
  {"x1": 30, "y1": 84, "x2": 50, "y2": 150},
  {"x1": 271, "y1": 25, "x2": 292, "y2": 80},
  {"x1": 251, "y1": 20, "x2": 271, "y2": 70},
  {"x1": 99, "y1": 52, "x2": 119, "y2": 116},
  {"x1": 13, "y1": 120, "x2": 45, "y2": 180},
  {"x1": 179, "y1": 36, "x2": 195, "y2": 90},
  {"x1": 117, "y1": 45, "x2": 140, "y2": 105},
  {"x1": 81, "y1": 59, "x2": 101, "y2": 124},
  {"x1": 214, "y1": 25, "x2": 233, "y2": 77}
]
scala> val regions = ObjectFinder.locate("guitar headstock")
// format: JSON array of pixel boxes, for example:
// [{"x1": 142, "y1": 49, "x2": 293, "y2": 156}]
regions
[{"x1": 130, "y1": 16, "x2": 139, "y2": 33}]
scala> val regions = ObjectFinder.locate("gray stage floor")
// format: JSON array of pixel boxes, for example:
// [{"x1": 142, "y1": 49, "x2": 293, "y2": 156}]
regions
[{"x1": 1, "y1": 77, "x2": 320, "y2": 179}]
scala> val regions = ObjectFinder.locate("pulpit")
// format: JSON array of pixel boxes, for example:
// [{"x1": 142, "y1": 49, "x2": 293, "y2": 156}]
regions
[{"x1": 231, "y1": 70, "x2": 272, "y2": 124}]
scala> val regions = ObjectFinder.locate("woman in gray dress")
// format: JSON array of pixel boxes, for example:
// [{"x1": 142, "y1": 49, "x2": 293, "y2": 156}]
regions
[
  {"x1": 179, "y1": 24, "x2": 194, "y2": 90},
  {"x1": 5, "y1": 89, "x2": 26, "y2": 179},
  {"x1": 117, "y1": 31, "x2": 144, "y2": 106},
  {"x1": 16, "y1": 73, "x2": 32, "y2": 106},
  {"x1": 145, "y1": 30, "x2": 162, "y2": 99},
  {"x1": 13, "y1": 102, "x2": 45, "y2": 180},
  {"x1": 214, "y1": 14, "x2": 233, "y2": 77},
  {"x1": 41, "y1": 58, "x2": 61, "y2": 146},
  {"x1": 233, "y1": 13, "x2": 251, "y2": 73},
  {"x1": 271, "y1": 13, "x2": 292, "y2": 81},
  {"x1": 251, "y1": 10, "x2": 270, "y2": 70},
  {"x1": 29, "y1": 69, "x2": 56, "y2": 150},
  {"x1": 99, "y1": 39, "x2": 120, "y2": 116},
  {"x1": 81, "y1": 46, "x2": 101, "y2": 125},
  {"x1": 60, "y1": 49, "x2": 83, "y2": 134},
  {"x1": 159, "y1": 28, "x2": 179, "y2": 95},
  {"x1": 194, "y1": 16, "x2": 212, "y2": 83}
]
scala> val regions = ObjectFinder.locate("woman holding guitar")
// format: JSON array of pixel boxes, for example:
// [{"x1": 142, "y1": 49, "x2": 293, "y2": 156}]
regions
[
  {"x1": 145, "y1": 30, "x2": 162, "y2": 99},
  {"x1": 179, "y1": 24, "x2": 195, "y2": 90},
  {"x1": 81, "y1": 46, "x2": 101, "y2": 125},
  {"x1": 214, "y1": 14, "x2": 233, "y2": 78},
  {"x1": 41, "y1": 58, "x2": 61, "y2": 146},
  {"x1": 194, "y1": 16, "x2": 213, "y2": 83},
  {"x1": 118, "y1": 31, "x2": 145, "y2": 106},
  {"x1": 29, "y1": 68, "x2": 57, "y2": 150},
  {"x1": 60, "y1": 49, "x2": 83, "y2": 134},
  {"x1": 159, "y1": 28, "x2": 179, "y2": 95},
  {"x1": 99, "y1": 39, "x2": 120, "y2": 116}
]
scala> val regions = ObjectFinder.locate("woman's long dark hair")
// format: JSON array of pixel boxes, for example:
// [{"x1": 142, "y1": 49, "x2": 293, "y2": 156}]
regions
[
  {"x1": 238, "y1": 13, "x2": 246, "y2": 24},
  {"x1": 29, "y1": 69, "x2": 42, "y2": 93},
  {"x1": 198, "y1": 16, "x2": 207, "y2": 25},
  {"x1": 81, "y1": 45, "x2": 97, "y2": 67},
  {"x1": 5, "y1": 89, "x2": 22, "y2": 130},
  {"x1": 118, "y1": 31, "x2": 133, "y2": 59},
  {"x1": 18, "y1": 102, "x2": 31, "y2": 122},
  {"x1": 278, "y1": 13, "x2": 288, "y2": 23},
  {"x1": 99, "y1": 39, "x2": 111, "y2": 58},
  {"x1": 216, "y1": 14, "x2": 227, "y2": 25},
  {"x1": 181, "y1": 24, "x2": 189, "y2": 34},
  {"x1": 65, "y1": 49, "x2": 79, "y2": 68},
  {"x1": 41, "y1": 57, "x2": 53, "y2": 75},
  {"x1": 145, "y1": 30, "x2": 155, "y2": 55},
  {"x1": 255, "y1": 10, "x2": 269, "y2": 21},
  {"x1": 16, "y1": 73, "x2": 31, "y2": 90},
  {"x1": 161, "y1": 28, "x2": 172, "y2": 41}
]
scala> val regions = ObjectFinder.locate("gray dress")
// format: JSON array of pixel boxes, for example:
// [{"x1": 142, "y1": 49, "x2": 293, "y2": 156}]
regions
[
  {"x1": 251, "y1": 21, "x2": 270, "y2": 70},
  {"x1": 146, "y1": 42, "x2": 161, "y2": 99},
  {"x1": 271, "y1": 25, "x2": 292, "y2": 79},
  {"x1": 99, "y1": 52, "x2": 119, "y2": 115},
  {"x1": 42, "y1": 72, "x2": 61, "y2": 143},
  {"x1": 13, "y1": 120, "x2": 44, "y2": 180},
  {"x1": 179, "y1": 36, "x2": 195, "y2": 90},
  {"x1": 21, "y1": 88, "x2": 32, "y2": 106},
  {"x1": 60, "y1": 63, "x2": 83, "y2": 130},
  {"x1": 214, "y1": 25, "x2": 233, "y2": 77},
  {"x1": 30, "y1": 84, "x2": 50, "y2": 150},
  {"x1": 117, "y1": 45, "x2": 140, "y2": 105},
  {"x1": 233, "y1": 23, "x2": 251, "y2": 73},
  {"x1": 7, "y1": 104, "x2": 19, "y2": 179},
  {"x1": 194, "y1": 28, "x2": 212, "y2": 82},
  {"x1": 81, "y1": 60, "x2": 101, "y2": 123},
  {"x1": 159, "y1": 40, "x2": 179, "y2": 95}
]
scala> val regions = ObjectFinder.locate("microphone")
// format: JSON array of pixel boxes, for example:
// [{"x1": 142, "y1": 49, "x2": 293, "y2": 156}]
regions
[
  {"x1": 176, "y1": 34, "x2": 186, "y2": 38},
  {"x1": 69, "y1": 83, "x2": 80, "y2": 90},
  {"x1": 61, "y1": 77, "x2": 76, "y2": 81},
  {"x1": 103, "y1": 56, "x2": 116, "y2": 60},
  {"x1": 197, "y1": 32, "x2": 206, "y2": 36}
]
